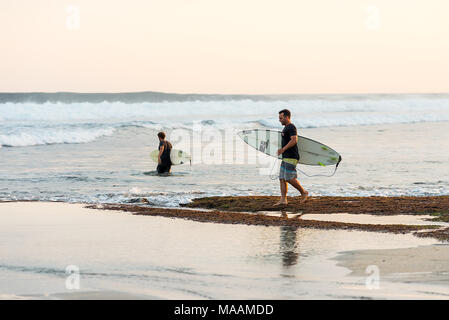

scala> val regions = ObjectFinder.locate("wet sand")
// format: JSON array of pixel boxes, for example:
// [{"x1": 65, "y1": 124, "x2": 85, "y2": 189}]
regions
[
  {"x1": 90, "y1": 195, "x2": 449, "y2": 241},
  {"x1": 335, "y1": 245, "x2": 449, "y2": 285},
  {"x1": 1, "y1": 201, "x2": 449, "y2": 299},
  {"x1": 93, "y1": 204, "x2": 438, "y2": 234}
]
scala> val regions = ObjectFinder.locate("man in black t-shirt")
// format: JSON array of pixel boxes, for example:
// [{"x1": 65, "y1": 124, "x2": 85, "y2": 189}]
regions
[
  {"x1": 275, "y1": 109, "x2": 308, "y2": 206},
  {"x1": 156, "y1": 132, "x2": 172, "y2": 174}
]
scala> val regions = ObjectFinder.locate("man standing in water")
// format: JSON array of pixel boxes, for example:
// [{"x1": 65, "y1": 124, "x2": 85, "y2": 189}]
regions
[
  {"x1": 275, "y1": 109, "x2": 308, "y2": 205},
  {"x1": 157, "y1": 132, "x2": 172, "y2": 175}
]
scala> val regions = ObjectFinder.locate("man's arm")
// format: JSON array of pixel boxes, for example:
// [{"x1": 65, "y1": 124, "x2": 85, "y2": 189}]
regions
[
  {"x1": 277, "y1": 135, "x2": 297, "y2": 155},
  {"x1": 158, "y1": 145, "x2": 164, "y2": 164}
]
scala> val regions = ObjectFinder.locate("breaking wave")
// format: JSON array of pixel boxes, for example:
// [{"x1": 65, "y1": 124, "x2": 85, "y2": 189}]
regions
[{"x1": 1, "y1": 94, "x2": 448, "y2": 147}]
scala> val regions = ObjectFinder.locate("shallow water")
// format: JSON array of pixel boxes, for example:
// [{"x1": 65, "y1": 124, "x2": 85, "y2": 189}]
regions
[
  {"x1": 1, "y1": 95, "x2": 449, "y2": 206},
  {"x1": 0, "y1": 202, "x2": 445, "y2": 299},
  {"x1": 1, "y1": 121, "x2": 449, "y2": 206}
]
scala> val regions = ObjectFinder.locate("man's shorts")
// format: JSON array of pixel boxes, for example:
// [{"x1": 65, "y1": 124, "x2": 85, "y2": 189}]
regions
[{"x1": 279, "y1": 160, "x2": 298, "y2": 181}]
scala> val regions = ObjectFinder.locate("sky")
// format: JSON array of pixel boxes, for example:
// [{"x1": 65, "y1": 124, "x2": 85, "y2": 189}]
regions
[{"x1": 1, "y1": 0, "x2": 448, "y2": 94}]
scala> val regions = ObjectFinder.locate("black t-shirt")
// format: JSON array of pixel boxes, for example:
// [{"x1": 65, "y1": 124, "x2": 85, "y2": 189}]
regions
[
  {"x1": 158, "y1": 140, "x2": 172, "y2": 165},
  {"x1": 281, "y1": 123, "x2": 299, "y2": 160}
]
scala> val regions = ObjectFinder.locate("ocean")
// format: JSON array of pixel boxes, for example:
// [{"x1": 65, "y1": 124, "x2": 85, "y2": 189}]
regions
[{"x1": 1, "y1": 93, "x2": 449, "y2": 206}]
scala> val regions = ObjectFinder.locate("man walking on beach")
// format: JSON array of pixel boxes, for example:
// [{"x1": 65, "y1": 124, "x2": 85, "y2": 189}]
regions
[
  {"x1": 157, "y1": 132, "x2": 172, "y2": 175},
  {"x1": 275, "y1": 109, "x2": 308, "y2": 205}
]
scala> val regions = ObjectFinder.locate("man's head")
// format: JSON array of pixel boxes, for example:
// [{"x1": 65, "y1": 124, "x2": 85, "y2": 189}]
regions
[
  {"x1": 278, "y1": 109, "x2": 291, "y2": 126},
  {"x1": 157, "y1": 132, "x2": 166, "y2": 141}
]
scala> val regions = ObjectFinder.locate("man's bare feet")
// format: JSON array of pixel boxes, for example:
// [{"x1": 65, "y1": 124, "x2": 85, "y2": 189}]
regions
[{"x1": 299, "y1": 191, "x2": 309, "y2": 204}]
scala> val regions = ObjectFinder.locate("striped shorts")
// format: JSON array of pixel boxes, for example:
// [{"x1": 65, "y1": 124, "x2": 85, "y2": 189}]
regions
[{"x1": 279, "y1": 160, "x2": 297, "y2": 180}]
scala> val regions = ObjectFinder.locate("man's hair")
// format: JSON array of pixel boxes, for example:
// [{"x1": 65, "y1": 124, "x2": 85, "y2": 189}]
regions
[
  {"x1": 279, "y1": 109, "x2": 291, "y2": 118},
  {"x1": 157, "y1": 132, "x2": 166, "y2": 139}
]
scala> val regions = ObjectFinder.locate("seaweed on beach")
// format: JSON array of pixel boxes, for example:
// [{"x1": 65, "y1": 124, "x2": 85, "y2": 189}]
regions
[
  {"x1": 181, "y1": 195, "x2": 449, "y2": 215},
  {"x1": 424, "y1": 211, "x2": 449, "y2": 223},
  {"x1": 86, "y1": 195, "x2": 449, "y2": 242},
  {"x1": 88, "y1": 203, "x2": 439, "y2": 235},
  {"x1": 414, "y1": 227, "x2": 449, "y2": 241}
]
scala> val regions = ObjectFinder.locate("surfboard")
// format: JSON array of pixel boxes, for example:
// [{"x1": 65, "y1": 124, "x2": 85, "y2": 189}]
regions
[
  {"x1": 237, "y1": 129, "x2": 341, "y2": 166},
  {"x1": 150, "y1": 149, "x2": 191, "y2": 165}
]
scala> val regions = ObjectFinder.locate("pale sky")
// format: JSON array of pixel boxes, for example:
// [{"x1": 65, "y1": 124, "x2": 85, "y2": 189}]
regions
[{"x1": 1, "y1": 0, "x2": 448, "y2": 94}]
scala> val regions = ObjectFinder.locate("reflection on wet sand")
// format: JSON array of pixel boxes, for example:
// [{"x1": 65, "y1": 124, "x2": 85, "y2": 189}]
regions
[{"x1": 280, "y1": 226, "x2": 300, "y2": 268}]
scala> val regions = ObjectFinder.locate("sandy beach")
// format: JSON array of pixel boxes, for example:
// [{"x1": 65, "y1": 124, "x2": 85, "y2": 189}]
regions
[
  {"x1": 1, "y1": 199, "x2": 448, "y2": 300},
  {"x1": 335, "y1": 245, "x2": 449, "y2": 285}
]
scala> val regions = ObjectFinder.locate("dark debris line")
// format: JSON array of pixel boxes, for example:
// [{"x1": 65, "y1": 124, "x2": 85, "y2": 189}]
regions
[
  {"x1": 182, "y1": 195, "x2": 449, "y2": 215},
  {"x1": 85, "y1": 195, "x2": 449, "y2": 241}
]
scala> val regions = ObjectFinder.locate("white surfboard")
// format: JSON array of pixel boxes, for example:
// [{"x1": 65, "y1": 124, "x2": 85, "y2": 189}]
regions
[
  {"x1": 237, "y1": 129, "x2": 341, "y2": 166},
  {"x1": 150, "y1": 149, "x2": 191, "y2": 165}
]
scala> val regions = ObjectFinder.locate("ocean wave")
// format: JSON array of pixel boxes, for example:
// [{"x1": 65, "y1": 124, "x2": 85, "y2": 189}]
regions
[
  {"x1": 1, "y1": 95, "x2": 449, "y2": 147},
  {"x1": 0, "y1": 126, "x2": 115, "y2": 147},
  {"x1": 0, "y1": 91, "x2": 287, "y2": 104},
  {"x1": 1, "y1": 91, "x2": 448, "y2": 104},
  {"x1": 1, "y1": 96, "x2": 449, "y2": 123},
  {"x1": 258, "y1": 111, "x2": 449, "y2": 128}
]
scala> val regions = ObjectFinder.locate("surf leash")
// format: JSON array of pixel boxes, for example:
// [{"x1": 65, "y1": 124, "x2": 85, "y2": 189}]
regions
[
  {"x1": 296, "y1": 155, "x2": 342, "y2": 177},
  {"x1": 269, "y1": 159, "x2": 281, "y2": 180},
  {"x1": 269, "y1": 156, "x2": 342, "y2": 179}
]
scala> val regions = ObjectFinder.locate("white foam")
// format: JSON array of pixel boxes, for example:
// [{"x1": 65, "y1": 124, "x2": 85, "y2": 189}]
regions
[
  {"x1": 1, "y1": 96, "x2": 449, "y2": 147},
  {"x1": 0, "y1": 126, "x2": 115, "y2": 147},
  {"x1": 259, "y1": 111, "x2": 449, "y2": 129},
  {"x1": 1, "y1": 97, "x2": 448, "y2": 124}
]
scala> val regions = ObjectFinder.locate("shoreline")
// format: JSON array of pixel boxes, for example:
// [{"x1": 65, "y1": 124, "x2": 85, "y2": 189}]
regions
[
  {"x1": 91, "y1": 204, "x2": 439, "y2": 235},
  {"x1": 182, "y1": 195, "x2": 449, "y2": 215},
  {"x1": 88, "y1": 195, "x2": 449, "y2": 242},
  {"x1": 2, "y1": 196, "x2": 449, "y2": 241}
]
